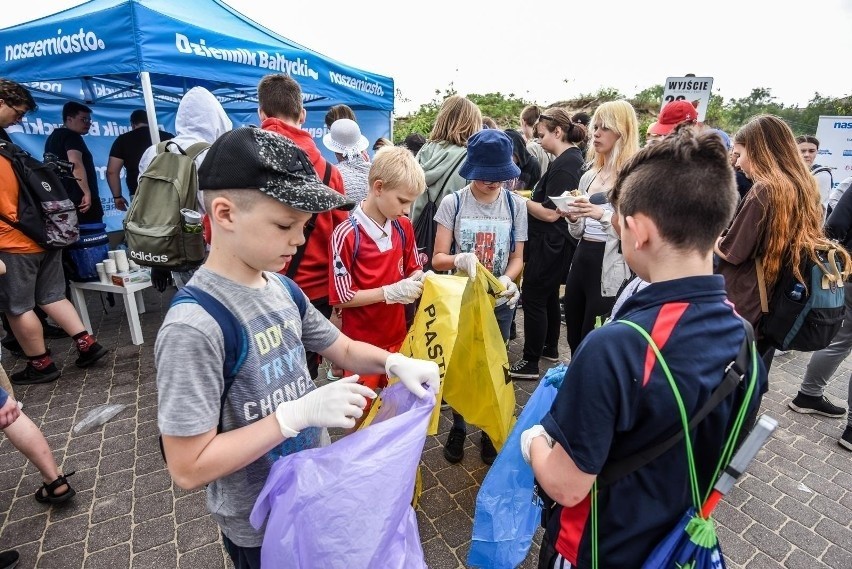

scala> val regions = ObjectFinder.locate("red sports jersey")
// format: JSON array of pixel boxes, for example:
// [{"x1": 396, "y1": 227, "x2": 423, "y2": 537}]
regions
[{"x1": 329, "y1": 207, "x2": 421, "y2": 348}]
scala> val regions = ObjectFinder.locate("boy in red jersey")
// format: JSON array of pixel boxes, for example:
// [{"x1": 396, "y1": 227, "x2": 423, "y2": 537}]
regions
[{"x1": 329, "y1": 146, "x2": 427, "y2": 393}]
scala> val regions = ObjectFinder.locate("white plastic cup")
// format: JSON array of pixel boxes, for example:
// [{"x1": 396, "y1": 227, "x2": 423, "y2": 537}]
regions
[
  {"x1": 180, "y1": 208, "x2": 202, "y2": 224},
  {"x1": 107, "y1": 250, "x2": 117, "y2": 262},
  {"x1": 103, "y1": 259, "x2": 117, "y2": 275},
  {"x1": 95, "y1": 262, "x2": 109, "y2": 284},
  {"x1": 114, "y1": 249, "x2": 129, "y2": 272}
]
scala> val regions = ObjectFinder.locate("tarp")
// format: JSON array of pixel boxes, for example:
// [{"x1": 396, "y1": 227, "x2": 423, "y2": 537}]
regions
[{"x1": 0, "y1": 0, "x2": 394, "y2": 231}]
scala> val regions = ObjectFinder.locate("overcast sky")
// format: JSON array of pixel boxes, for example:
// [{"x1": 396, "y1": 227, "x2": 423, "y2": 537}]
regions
[{"x1": 2, "y1": 0, "x2": 851, "y2": 115}]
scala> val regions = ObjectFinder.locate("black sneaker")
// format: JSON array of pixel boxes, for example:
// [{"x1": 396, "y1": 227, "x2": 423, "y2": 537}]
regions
[
  {"x1": 1, "y1": 338, "x2": 24, "y2": 358},
  {"x1": 541, "y1": 346, "x2": 559, "y2": 362},
  {"x1": 42, "y1": 323, "x2": 68, "y2": 339},
  {"x1": 509, "y1": 359, "x2": 539, "y2": 380},
  {"x1": 440, "y1": 399, "x2": 450, "y2": 411},
  {"x1": 788, "y1": 392, "x2": 846, "y2": 418},
  {"x1": 443, "y1": 427, "x2": 466, "y2": 463},
  {"x1": 0, "y1": 549, "x2": 19, "y2": 569},
  {"x1": 840, "y1": 426, "x2": 852, "y2": 451},
  {"x1": 11, "y1": 362, "x2": 60, "y2": 385},
  {"x1": 75, "y1": 342, "x2": 109, "y2": 368},
  {"x1": 480, "y1": 432, "x2": 497, "y2": 465}
]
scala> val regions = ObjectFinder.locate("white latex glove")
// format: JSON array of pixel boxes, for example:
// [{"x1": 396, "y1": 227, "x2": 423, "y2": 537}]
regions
[
  {"x1": 411, "y1": 270, "x2": 434, "y2": 283},
  {"x1": 385, "y1": 353, "x2": 440, "y2": 399},
  {"x1": 382, "y1": 278, "x2": 424, "y2": 304},
  {"x1": 453, "y1": 252, "x2": 479, "y2": 279},
  {"x1": 521, "y1": 424, "x2": 554, "y2": 465},
  {"x1": 275, "y1": 376, "x2": 376, "y2": 436},
  {"x1": 498, "y1": 275, "x2": 520, "y2": 309}
]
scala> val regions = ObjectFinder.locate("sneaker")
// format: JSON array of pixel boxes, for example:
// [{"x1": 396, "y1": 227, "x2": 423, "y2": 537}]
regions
[
  {"x1": 440, "y1": 399, "x2": 450, "y2": 411},
  {"x1": 509, "y1": 359, "x2": 539, "y2": 380},
  {"x1": 74, "y1": 342, "x2": 109, "y2": 368},
  {"x1": 775, "y1": 349, "x2": 790, "y2": 357},
  {"x1": 443, "y1": 427, "x2": 466, "y2": 463},
  {"x1": 0, "y1": 549, "x2": 19, "y2": 569},
  {"x1": 480, "y1": 432, "x2": 497, "y2": 465},
  {"x1": 541, "y1": 346, "x2": 559, "y2": 362},
  {"x1": 840, "y1": 426, "x2": 852, "y2": 451},
  {"x1": 788, "y1": 392, "x2": 846, "y2": 418},
  {"x1": 11, "y1": 362, "x2": 60, "y2": 385}
]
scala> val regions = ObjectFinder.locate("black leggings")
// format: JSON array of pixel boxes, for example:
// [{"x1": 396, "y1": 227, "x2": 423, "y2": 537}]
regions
[
  {"x1": 564, "y1": 240, "x2": 616, "y2": 357},
  {"x1": 521, "y1": 232, "x2": 575, "y2": 363}
]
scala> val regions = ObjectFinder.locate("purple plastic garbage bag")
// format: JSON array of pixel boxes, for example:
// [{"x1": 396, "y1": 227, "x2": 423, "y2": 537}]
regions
[{"x1": 250, "y1": 382, "x2": 433, "y2": 569}]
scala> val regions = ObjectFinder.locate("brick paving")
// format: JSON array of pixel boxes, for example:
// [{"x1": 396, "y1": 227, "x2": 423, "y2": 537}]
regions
[{"x1": 0, "y1": 286, "x2": 849, "y2": 568}]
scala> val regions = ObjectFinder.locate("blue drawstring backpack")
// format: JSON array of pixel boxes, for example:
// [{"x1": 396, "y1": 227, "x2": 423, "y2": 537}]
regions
[
  {"x1": 467, "y1": 364, "x2": 566, "y2": 569},
  {"x1": 250, "y1": 382, "x2": 434, "y2": 569}
]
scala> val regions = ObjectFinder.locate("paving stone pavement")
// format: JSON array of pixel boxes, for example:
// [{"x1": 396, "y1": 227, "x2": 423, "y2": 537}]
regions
[{"x1": 0, "y1": 287, "x2": 850, "y2": 568}]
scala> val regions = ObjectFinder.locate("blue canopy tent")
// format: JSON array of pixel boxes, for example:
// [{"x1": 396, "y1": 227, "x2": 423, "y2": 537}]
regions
[{"x1": 0, "y1": 0, "x2": 394, "y2": 231}]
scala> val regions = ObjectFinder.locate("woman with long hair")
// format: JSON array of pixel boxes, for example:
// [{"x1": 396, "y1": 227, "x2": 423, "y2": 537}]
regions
[
  {"x1": 716, "y1": 114, "x2": 849, "y2": 369},
  {"x1": 563, "y1": 100, "x2": 640, "y2": 356},
  {"x1": 509, "y1": 108, "x2": 587, "y2": 379}
]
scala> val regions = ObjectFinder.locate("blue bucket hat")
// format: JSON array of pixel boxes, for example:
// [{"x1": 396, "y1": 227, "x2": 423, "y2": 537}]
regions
[{"x1": 459, "y1": 129, "x2": 521, "y2": 182}]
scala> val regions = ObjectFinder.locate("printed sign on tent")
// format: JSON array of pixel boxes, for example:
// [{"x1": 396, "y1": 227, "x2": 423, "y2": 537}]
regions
[
  {"x1": 815, "y1": 116, "x2": 852, "y2": 191},
  {"x1": 661, "y1": 76, "x2": 714, "y2": 122}
]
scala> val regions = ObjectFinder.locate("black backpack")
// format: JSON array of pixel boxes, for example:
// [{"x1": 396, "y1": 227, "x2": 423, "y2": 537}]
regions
[
  {"x1": 413, "y1": 152, "x2": 466, "y2": 271},
  {"x1": 0, "y1": 141, "x2": 79, "y2": 249}
]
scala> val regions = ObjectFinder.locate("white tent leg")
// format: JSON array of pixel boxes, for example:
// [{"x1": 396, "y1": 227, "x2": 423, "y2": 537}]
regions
[{"x1": 140, "y1": 72, "x2": 161, "y2": 145}]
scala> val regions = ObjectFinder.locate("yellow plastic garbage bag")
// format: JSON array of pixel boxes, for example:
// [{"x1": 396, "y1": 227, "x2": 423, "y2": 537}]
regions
[{"x1": 442, "y1": 269, "x2": 515, "y2": 451}]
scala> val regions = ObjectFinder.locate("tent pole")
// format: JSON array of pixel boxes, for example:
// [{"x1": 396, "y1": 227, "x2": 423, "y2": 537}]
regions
[{"x1": 140, "y1": 72, "x2": 161, "y2": 145}]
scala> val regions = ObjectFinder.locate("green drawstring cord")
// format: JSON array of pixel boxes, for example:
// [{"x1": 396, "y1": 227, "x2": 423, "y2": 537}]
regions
[{"x1": 587, "y1": 320, "x2": 757, "y2": 565}]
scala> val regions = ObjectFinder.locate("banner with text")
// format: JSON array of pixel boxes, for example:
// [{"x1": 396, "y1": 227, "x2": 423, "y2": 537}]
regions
[
  {"x1": 814, "y1": 116, "x2": 852, "y2": 191},
  {"x1": 661, "y1": 77, "x2": 714, "y2": 122}
]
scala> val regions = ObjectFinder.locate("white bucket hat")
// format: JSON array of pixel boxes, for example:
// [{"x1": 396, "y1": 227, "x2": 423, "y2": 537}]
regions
[{"x1": 322, "y1": 119, "x2": 369, "y2": 158}]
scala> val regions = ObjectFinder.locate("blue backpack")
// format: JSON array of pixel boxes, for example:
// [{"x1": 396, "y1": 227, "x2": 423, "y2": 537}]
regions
[{"x1": 158, "y1": 273, "x2": 307, "y2": 462}]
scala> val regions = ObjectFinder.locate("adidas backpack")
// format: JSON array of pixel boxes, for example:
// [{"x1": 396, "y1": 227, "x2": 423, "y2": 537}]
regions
[
  {"x1": 124, "y1": 141, "x2": 210, "y2": 270},
  {"x1": 0, "y1": 141, "x2": 79, "y2": 249}
]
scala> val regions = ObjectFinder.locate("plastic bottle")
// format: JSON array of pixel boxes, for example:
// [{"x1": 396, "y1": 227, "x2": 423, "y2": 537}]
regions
[{"x1": 788, "y1": 282, "x2": 805, "y2": 301}]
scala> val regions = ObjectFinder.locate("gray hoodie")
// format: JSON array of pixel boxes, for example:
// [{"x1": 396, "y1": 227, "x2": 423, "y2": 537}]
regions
[
  {"x1": 411, "y1": 141, "x2": 468, "y2": 224},
  {"x1": 137, "y1": 86, "x2": 233, "y2": 178}
]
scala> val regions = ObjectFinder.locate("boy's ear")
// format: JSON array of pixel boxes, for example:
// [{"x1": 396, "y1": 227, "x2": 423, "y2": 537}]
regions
[
  {"x1": 625, "y1": 213, "x2": 653, "y2": 250},
  {"x1": 208, "y1": 196, "x2": 237, "y2": 230},
  {"x1": 372, "y1": 179, "x2": 384, "y2": 194}
]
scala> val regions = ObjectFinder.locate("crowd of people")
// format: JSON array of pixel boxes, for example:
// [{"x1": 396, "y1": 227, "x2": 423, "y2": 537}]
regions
[{"x1": 0, "y1": 74, "x2": 850, "y2": 569}]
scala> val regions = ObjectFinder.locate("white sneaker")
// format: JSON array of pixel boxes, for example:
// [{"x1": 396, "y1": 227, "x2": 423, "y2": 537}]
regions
[{"x1": 774, "y1": 349, "x2": 790, "y2": 357}]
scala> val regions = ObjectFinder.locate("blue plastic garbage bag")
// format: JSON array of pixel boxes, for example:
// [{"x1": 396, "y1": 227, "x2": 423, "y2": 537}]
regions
[
  {"x1": 250, "y1": 383, "x2": 434, "y2": 569},
  {"x1": 641, "y1": 507, "x2": 727, "y2": 569},
  {"x1": 467, "y1": 364, "x2": 566, "y2": 568}
]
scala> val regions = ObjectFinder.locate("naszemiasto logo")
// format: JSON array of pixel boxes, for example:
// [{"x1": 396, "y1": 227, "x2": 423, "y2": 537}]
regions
[
  {"x1": 5, "y1": 28, "x2": 106, "y2": 61},
  {"x1": 834, "y1": 122, "x2": 852, "y2": 129},
  {"x1": 131, "y1": 250, "x2": 169, "y2": 263},
  {"x1": 328, "y1": 72, "x2": 384, "y2": 97},
  {"x1": 174, "y1": 33, "x2": 318, "y2": 80}
]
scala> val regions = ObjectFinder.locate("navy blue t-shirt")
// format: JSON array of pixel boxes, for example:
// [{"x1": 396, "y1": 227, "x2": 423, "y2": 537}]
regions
[{"x1": 542, "y1": 275, "x2": 766, "y2": 568}]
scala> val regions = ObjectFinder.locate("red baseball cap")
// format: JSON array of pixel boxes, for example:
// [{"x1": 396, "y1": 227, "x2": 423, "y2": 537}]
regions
[{"x1": 648, "y1": 100, "x2": 699, "y2": 136}]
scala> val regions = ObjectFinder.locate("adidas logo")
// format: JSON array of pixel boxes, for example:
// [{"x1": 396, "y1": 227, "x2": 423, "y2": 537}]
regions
[{"x1": 130, "y1": 250, "x2": 169, "y2": 263}]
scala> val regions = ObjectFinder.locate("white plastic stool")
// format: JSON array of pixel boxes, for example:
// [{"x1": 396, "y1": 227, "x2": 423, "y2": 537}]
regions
[{"x1": 69, "y1": 280, "x2": 153, "y2": 345}]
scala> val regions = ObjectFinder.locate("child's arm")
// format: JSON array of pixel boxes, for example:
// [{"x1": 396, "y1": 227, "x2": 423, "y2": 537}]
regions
[
  {"x1": 162, "y1": 377, "x2": 376, "y2": 490},
  {"x1": 431, "y1": 224, "x2": 478, "y2": 277},
  {"x1": 320, "y1": 334, "x2": 440, "y2": 399}
]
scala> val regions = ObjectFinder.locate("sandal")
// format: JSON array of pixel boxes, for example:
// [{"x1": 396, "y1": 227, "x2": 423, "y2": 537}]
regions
[{"x1": 34, "y1": 471, "x2": 76, "y2": 504}]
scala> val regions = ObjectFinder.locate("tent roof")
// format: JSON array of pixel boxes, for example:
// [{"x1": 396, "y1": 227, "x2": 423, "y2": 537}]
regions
[{"x1": 0, "y1": 0, "x2": 393, "y2": 111}]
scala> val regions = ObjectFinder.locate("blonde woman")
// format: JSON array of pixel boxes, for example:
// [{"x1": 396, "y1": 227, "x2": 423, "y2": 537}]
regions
[
  {"x1": 412, "y1": 96, "x2": 482, "y2": 269},
  {"x1": 565, "y1": 100, "x2": 640, "y2": 356}
]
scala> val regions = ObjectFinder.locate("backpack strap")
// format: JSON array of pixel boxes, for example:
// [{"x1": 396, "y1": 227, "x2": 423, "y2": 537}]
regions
[
  {"x1": 169, "y1": 274, "x2": 306, "y2": 430},
  {"x1": 596, "y1": 319, "x2": 756, "y2": 487},
  {"x1": 505, "y1": 189, "x2": 516, "y2": 253},
  {"x1": 450, "y1": 191, "x2": 462, "y2": 255},
  {"x1": 171, "y1": 286, "x2": 247, "y2": 432},
  {"x1": 286, "y1": 162, "x2": 333, "y2": 279},
  {"x1": 184, "y1": 141, "x2": 212, "y2": 161}
]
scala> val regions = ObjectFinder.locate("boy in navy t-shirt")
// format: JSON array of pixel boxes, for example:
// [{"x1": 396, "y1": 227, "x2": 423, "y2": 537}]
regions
[{"x1": 523, "y1": 128, "x2": 767, "y2": 568}]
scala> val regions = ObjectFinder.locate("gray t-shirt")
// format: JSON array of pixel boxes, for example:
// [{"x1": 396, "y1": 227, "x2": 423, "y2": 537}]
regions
[
  {"x1": 155, "y1": 267, "x2": 339, "y2": 547},
  {"x1": 434, "y1": 186, "x2": 528, "y2": 278}
]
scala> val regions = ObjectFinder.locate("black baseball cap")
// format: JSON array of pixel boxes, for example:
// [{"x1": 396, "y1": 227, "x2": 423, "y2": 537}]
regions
[{"x1": 199, "y1": 127, "x2": 355, "y2": 214}]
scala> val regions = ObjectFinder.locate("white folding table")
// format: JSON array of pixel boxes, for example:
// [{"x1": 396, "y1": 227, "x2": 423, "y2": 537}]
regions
[{"x1": 68, "y1": 280, "x2": 153, "y2": 345}]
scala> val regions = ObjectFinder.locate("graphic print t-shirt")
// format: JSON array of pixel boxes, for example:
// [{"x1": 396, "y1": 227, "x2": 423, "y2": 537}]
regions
[
  {"x1": 155, "y1": 268, "x2": 339, "y2": 547},
  {"x1": 434, "y1": 186, "x2": 528, "y2": 278}
]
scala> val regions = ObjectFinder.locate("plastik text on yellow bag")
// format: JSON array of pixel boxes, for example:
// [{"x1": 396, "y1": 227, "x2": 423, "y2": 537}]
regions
[{"x1": 401, "y1": 268, "x2": 515, "y2": 450}]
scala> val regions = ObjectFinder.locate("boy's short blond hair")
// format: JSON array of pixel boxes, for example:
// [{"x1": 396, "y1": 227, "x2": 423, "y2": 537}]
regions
[{"x1": 368, "y1": 146, "x2": 426, "y2": 194}]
